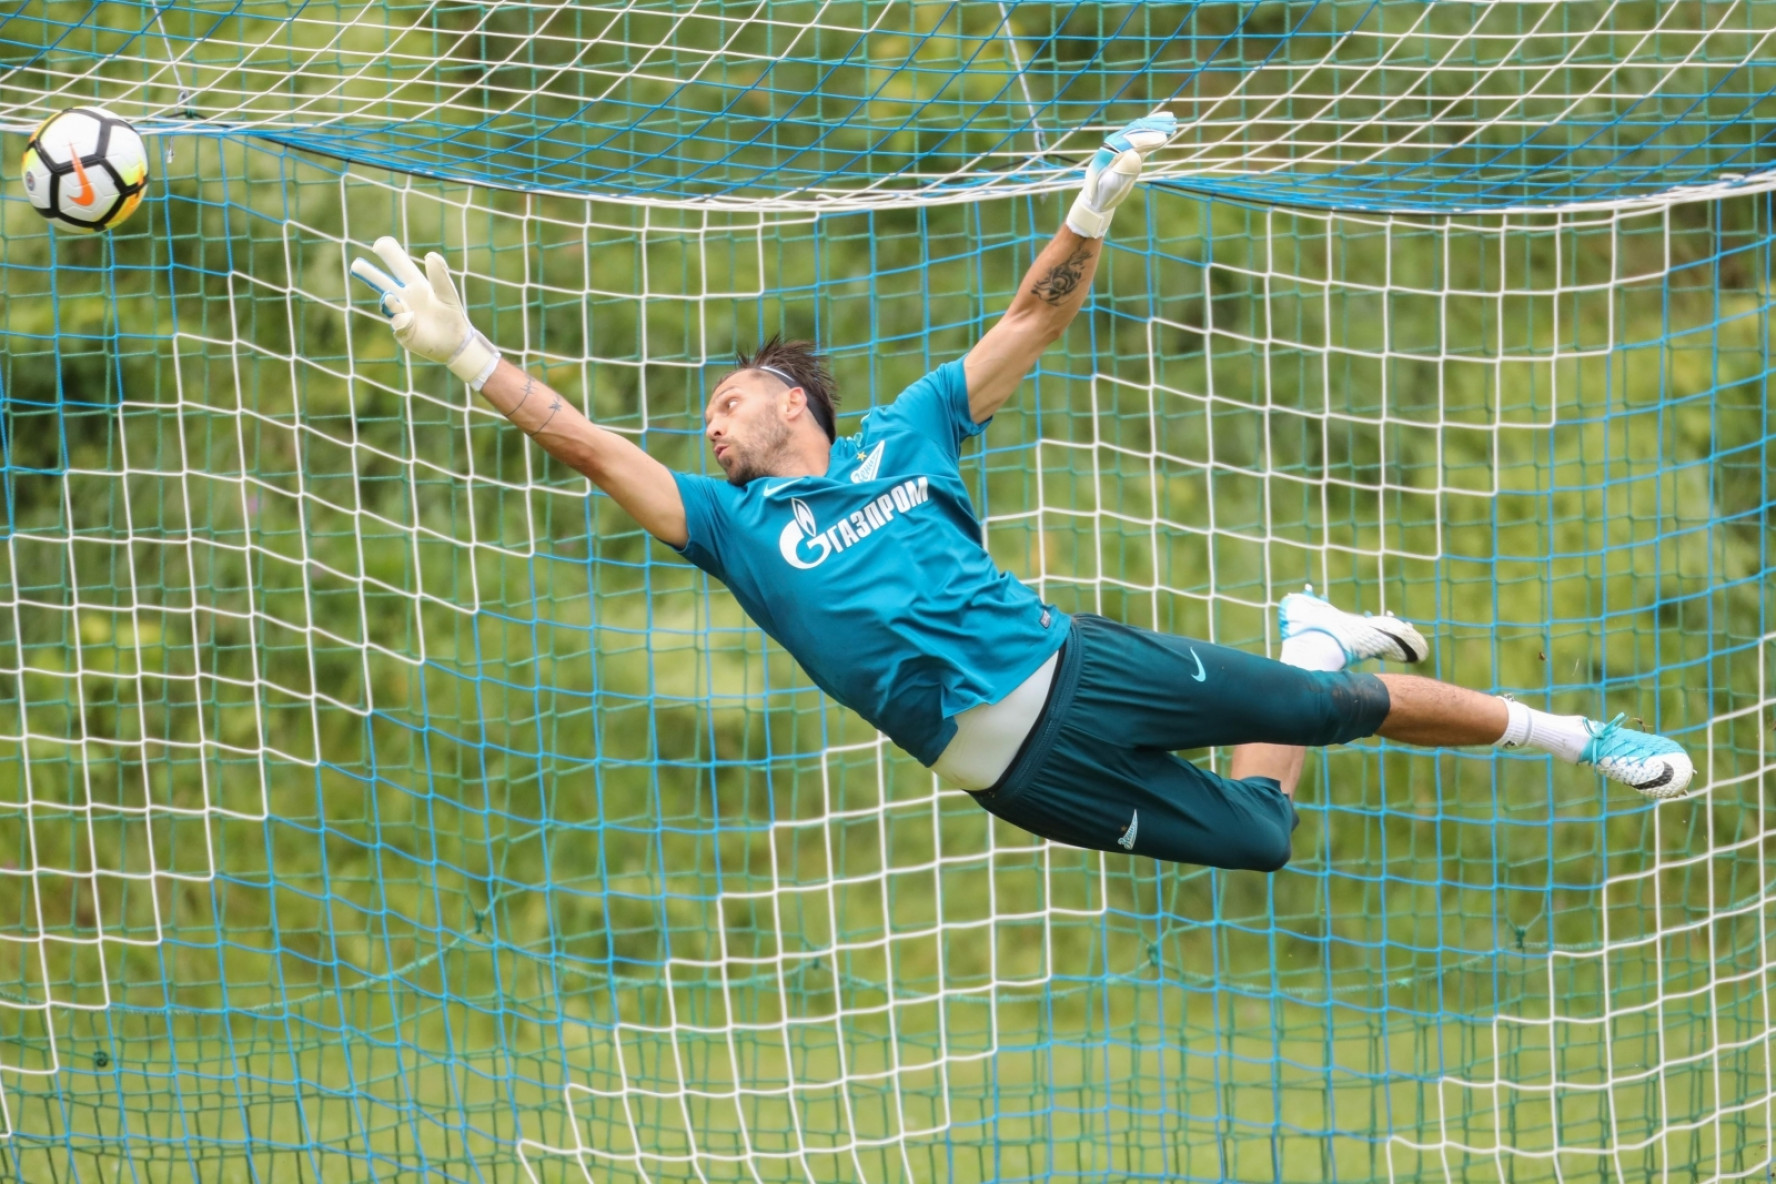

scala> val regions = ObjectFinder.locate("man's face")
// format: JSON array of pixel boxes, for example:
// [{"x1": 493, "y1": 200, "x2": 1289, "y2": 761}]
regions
[{"x1": 705, "y1": 371, "x2": 795, "y2": 486}]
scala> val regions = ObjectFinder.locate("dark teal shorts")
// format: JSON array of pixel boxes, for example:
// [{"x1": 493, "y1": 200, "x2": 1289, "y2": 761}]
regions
[{"x1": 969, "y1": 613, "x2": 1392, "y2": 871}]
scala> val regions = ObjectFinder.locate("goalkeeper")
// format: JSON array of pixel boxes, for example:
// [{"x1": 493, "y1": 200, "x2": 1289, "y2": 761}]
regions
[{"x1": 351, "y1": 111, "x2": 1695, "y2": 872}]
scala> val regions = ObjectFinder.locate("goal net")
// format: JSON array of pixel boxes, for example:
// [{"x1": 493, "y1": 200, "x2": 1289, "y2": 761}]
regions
[{"x1": 0, "y1": 3, "x2": 1772, "y2": 1181}]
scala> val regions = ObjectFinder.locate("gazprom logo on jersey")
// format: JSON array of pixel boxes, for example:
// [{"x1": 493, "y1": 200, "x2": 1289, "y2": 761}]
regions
[{"x1": 779, "y1": 477, "x2": 931, "y2": 569}]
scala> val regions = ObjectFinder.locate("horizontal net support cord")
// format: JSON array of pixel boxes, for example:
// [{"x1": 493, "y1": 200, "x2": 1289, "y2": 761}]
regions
[{"x1": 3, "y1": 0, "x2": 1775, "y2": 208}]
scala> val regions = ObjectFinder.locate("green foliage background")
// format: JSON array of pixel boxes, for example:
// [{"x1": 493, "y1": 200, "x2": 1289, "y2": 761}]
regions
[{"x1": 0, "y1": 60, "x2": 1771, "y2": 1184}]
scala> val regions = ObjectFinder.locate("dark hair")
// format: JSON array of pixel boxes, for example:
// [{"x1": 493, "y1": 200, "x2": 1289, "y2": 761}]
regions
[{"x1": 732, "y1": 335, "x2": 838, "y2": 442}]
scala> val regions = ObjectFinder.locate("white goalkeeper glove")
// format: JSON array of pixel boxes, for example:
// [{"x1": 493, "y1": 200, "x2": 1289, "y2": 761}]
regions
[
  {"x1": 1065, "y1": 109, "x2": 1179, "y2": 239},
  {"x1": 350, "y1": 237, "x2": 501, "y2": 391}
]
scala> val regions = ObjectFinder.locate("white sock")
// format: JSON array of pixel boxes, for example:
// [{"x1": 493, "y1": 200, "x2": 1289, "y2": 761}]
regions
[
  {"x1": 1280, "y1": 630, "x2": 1347, "y2": 672},
  {"x1": 1494, "y1": 698, "x2": 1592, "y2": 764}
]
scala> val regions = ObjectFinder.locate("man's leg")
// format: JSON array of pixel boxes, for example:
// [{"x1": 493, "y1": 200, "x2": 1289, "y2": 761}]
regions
[
  {"x1": 1229, "y1": 590, "x2": 1433, "y2": 796},
  {"x1": 1242, "y1": 589, "x2": 1696, "y2": 800},
  {"x1": 1229, "y1": 679, "x2": 1508, "y2": 794},
  {"x1": 1372, "y1": 674, "x2": 1509, "y2": 745},
  {"x1": 1228, "y1": 743, "x2": 1307, "y2": 797},
  {"x1": 1235, "y1": 672, "x2": 1511, "y2": 793}
]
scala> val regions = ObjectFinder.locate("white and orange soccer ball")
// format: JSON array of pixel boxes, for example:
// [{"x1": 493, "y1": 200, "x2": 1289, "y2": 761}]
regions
[{"x1": 21, "y1": 106, "x2": 149, "y2": 233}]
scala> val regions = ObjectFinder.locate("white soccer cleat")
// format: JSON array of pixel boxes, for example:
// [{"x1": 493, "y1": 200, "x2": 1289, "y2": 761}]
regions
[
  {"x1": 1579, "y1": 713, "x2": 1697, "y2": 801},
  {"x1": 1278, "y1": 586, "x2": 1428, "y2": 665}
]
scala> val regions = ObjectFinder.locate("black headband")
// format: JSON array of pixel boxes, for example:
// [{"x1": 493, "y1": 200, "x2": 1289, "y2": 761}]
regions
[{"x1": 755, "y1": 364, "x2": 834, "y2": 441}]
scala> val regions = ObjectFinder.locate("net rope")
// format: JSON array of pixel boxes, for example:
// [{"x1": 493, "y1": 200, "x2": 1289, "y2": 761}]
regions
[
  {"x1": 0, "y1": 3, "x2": 1772, "y2": 1182},
  {"x1": 1, "y1": 1, "x2": 1775, "y2": 209}
]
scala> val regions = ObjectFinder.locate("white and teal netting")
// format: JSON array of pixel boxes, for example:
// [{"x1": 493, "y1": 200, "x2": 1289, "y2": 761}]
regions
[{"x1": 0, "y1": 3, "x2": 1773, "y2": 1181}]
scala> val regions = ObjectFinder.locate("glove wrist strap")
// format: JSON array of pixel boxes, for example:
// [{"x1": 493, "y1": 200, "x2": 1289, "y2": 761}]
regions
[
  {"x1": 446, "y1": 331, "x2": 501, "y2": 391},
  {"x1": 1066, "y1": 196, "x2": 1112, "y2": 239}
]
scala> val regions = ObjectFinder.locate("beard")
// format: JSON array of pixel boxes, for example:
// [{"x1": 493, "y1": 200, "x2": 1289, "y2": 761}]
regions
[{"x1": 721, "y1": 416, "x2": 793, "y2": 486}]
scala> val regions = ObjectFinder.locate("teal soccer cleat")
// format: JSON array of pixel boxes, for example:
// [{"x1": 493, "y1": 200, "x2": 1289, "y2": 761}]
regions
[
  {"x1": 1580, "y1": 713, "x2": 1697, "y2": 801},
  {"x1": 1277, "y1": 586, "x2": 1428, "y2": 665}
]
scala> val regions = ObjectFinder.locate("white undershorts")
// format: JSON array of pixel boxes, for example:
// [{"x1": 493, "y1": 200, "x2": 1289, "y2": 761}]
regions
[{"x1": 930, "y1": 650, "x2": 1059, "y2": 791}]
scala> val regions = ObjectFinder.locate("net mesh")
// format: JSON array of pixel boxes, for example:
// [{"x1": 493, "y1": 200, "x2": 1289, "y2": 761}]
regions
[
  {"x1": 0, "y1": 3, "x2": 1773, "y2": 1182},
  {"x1": 4, "y1": 1, "x2": 1776, "y2": 208}
]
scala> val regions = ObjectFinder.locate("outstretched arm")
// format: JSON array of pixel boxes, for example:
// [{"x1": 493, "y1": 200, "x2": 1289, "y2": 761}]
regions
[
  {"x1": 964, "y1": 229, "x2": 1102, "y2": 423},
  {"x1": 477, "y1": 360, "x2": 687, "y2": 546},
  {"x1": 963, "y1": 109, "x2": 1178, "y2": 424},
  {"x1": 351, "y1": 238, "x2": 687, "y2": 548}
]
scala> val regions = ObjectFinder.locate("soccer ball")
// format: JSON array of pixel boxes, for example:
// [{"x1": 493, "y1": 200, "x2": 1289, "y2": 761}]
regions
[{"x1": 20, "y1": 106, "x2": 149, "y2": 233}]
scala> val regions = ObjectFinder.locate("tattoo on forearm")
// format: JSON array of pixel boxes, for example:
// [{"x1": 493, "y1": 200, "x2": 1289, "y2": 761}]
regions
[
  {"x1": 507, "y1": 373, "x2": 563, "y2": 437},
  {"x1": 527, "y1": 395, "x2": 564, "y2": 438},
  {"x1": 1030, "y1": 243, "x2": 1095, "y2": 306}
]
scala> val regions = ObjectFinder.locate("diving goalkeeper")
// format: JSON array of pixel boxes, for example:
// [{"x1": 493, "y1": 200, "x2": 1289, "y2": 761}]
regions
[{"x1": 350, "y1": 111, "x2": 1695, "y2": 872}]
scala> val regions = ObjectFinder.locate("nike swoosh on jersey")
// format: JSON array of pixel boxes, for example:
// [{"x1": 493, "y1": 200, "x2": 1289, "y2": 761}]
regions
[
  {"x1": 1117, "y1": 810, "x2": 1139, "y2": 851},
  {"x1": 69, "y1": 154, "x2": 97, "y2": 206},
  {"x1": 1187, "y1": 648, "x2": 1207, "y2": 682},
  {"x1": 762, "y1": 480, "x2": 804, "y2": 498}
]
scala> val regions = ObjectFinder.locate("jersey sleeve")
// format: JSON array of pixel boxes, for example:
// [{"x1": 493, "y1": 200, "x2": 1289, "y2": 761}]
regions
[
  {"x1": 880, "y1": 359, "x2": 984, "y2": 457},
  {"x1": 669, "y1": 470, "x2": 732, "y2": 581}
]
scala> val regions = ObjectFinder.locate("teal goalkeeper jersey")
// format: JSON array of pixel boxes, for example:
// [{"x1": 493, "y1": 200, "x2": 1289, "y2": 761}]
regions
[{"x1": 671, "y1": 359, "x2": 1069, "y2": 766}]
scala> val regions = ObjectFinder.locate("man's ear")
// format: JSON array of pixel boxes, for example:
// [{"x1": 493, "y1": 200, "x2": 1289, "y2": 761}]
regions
[{"x1": 779, "y1": 384, "x2": 808, "y2": 420}]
